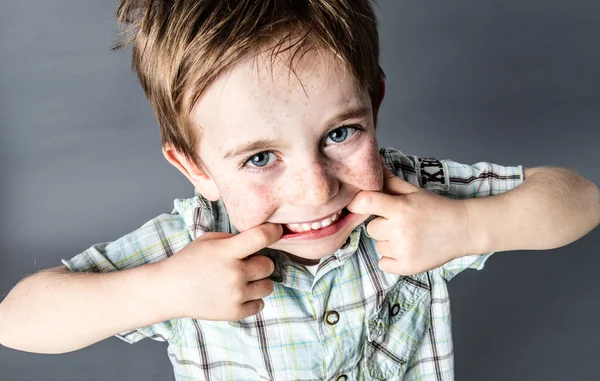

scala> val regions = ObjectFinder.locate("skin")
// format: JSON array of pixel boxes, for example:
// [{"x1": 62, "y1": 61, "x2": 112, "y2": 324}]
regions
[{"x1": 164, "y1": 48, "x2": 385, "y2": 265}]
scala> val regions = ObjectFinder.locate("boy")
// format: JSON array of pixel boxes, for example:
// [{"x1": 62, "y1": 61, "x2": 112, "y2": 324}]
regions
[{"x1": 0, "y1": 1, "x2": 598, "y2": 380}]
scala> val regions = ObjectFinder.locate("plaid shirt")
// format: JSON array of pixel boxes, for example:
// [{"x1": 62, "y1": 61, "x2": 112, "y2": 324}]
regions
[{"x1": 62, "y1": 147, "x2": 523, "y2": 381}]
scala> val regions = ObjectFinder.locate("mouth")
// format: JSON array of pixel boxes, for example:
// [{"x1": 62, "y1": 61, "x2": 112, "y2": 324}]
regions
[{"x1": 280, "y1": 207, "x2": 353, "y2": 240}]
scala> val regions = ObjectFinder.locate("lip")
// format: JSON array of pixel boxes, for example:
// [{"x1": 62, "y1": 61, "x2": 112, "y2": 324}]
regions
[{"x1": 279, "y1": 208, "x2": 356, "y2": 241}]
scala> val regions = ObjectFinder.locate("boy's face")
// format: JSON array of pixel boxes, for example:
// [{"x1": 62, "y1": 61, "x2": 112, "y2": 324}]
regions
[{"x1": 167, "y1": 49, "x2": 384, "y2": 265}]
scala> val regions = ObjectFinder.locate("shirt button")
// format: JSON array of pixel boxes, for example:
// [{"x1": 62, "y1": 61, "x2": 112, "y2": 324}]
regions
[
  {"x1": 325, "y1": 310, "x2": 340, "y2": 325},
  {"x1": 336, "y1": 375, "x2": 348, "y2": 381},
  {"x1": 390, "y1": 303, "x2": 400, "y2": 317},
  {"x1": 340, "y1": 237, "x2": 351, "y2": 249}
]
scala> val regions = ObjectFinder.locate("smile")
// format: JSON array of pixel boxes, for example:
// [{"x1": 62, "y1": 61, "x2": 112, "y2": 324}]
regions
[
  {"x1": 281, "y1": 208, "x2": 355, "y2": 241},
  {"x1": 285, "y1": 209, "x2": 344, "y2": 233}
]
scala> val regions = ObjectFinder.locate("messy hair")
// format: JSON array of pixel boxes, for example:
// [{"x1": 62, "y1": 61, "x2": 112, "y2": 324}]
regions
[{"x1": 113, "y1": 0, "x2": 384, "y2": 166}]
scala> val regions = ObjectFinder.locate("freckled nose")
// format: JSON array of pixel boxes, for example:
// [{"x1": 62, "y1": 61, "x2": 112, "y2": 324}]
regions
[{"x1": 290, "y1": 160, "x2": 339, "y2": 206}]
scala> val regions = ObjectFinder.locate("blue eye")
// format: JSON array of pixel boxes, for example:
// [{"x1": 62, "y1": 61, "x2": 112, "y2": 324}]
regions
[
  {"x1": 325, "y1": 126, "x2": 357, "y2": 145},
  {"x1": 245, "y1": 151, "x2": 276, "y2": 168}
]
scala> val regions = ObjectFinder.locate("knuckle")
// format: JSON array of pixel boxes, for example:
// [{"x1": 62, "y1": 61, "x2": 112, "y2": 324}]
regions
[
  {"x1": 224, "y1": 266, "x2": 239, "y2": 282},
  {"x1": 352, "y1": 194, "x2": 366, "y2": 210},
  {"x1": 253, "y1": 227, "x2": 270, "y2": 247},
  {"x1": 259, "y1": 279, "x2": 274, "y2": 295},
  {"x1": 261, "y1": 256, "x2": 275, "y2": 274},
  {"x1": 266, "y1": 280, "x2": 275, "y2": 294},
  {"x1": 243, "y1": 259, "x2": 258, "y2": 279},
  {"x1": 366, "y1": 222, "x2": 376, "y2": 238},
  {"x1": 231, "y1": 259, "x2": 245, "y2": 276},
  {"x1": 231, "y1": 292, "x2": 243, "y2": 305},
  {"x1": 351, "y1": 193, "x2": 369, "y2": 211},
  {"x1": 230, "y1": 307, "x2": 246, "y2": 321},
  {"x1": 230, "y1": 284, "x2": 246, "y2": 304}
]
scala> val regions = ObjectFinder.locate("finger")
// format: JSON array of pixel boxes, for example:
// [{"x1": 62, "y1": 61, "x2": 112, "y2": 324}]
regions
[
  {"x1": 245, "y1": 278, "x2": 275, "y2": 301},
  {"x1": 243, "y1": 255, "x2": 275, "y2": 281},
  {"x1": 223, "y1": 223, "x2": 283, "y2": 259},
  {"x1": 381, "y1": 165, "x2": 396, "y2": 194},
  {"x1": 374, "y1": 239, "x2": 390, "y2": 256},
  {"x1": 378, "y1": 256, "x2": 399, "y2": 274},
  {"x1": 346, "y1": 190, "x2": 399, "y2": 218},
  {"x1": 195, "y1": 231, "x2": 235, "y2": 241},
  {"x1": 365, "y1": 217, "x2": 390, "y2": 241},
  {"x1": 378, "y1": 256, "x2": 420, "y2": 276},
  {"x1": 236, "y1": 299, "x2": 265, "y2": 320}
]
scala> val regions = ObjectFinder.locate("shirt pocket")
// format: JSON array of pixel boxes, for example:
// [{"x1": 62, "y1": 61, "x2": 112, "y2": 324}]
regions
[{"x1": 363, "y1": 273, "x2": 432, "y2": 380}]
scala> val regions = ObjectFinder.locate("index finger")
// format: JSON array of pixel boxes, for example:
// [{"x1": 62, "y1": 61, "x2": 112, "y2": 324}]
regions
[
  {"x1": 345, "y1": 190, "x2": 398, "y2": 218},
  {"x1": 223, "y1": 223, "x2": 283, "y2": 259}
]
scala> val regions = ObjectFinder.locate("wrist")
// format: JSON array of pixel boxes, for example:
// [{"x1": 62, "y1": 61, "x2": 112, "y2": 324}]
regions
[
  {"x1": 463, "y1": 197, "x2": 493, "y2": 256},
  {"x1": 147, "y1": 260, "x2": 182, "y2": 320}
]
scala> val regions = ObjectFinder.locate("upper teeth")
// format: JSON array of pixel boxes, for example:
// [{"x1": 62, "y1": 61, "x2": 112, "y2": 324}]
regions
[{"x1": 286, "y1": 210, "x2": 343, "y2": 233}]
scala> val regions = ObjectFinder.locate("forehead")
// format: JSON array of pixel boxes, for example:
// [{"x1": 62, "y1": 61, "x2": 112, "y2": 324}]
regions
[{"x1": 190, "y1": 49, "x2": 371, "y2": 147}]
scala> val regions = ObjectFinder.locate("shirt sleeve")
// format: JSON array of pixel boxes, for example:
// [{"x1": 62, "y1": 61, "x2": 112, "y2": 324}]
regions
[
  {"x1": 380, "y1": 147, "x2": 524, "y2": 282},
  {"x1": 61, "y1": 211, "x2": 192, "y2": 344}
]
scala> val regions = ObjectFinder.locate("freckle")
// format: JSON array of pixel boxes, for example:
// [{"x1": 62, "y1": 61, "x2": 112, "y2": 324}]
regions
[
  {"x1": 342, "y1": 166, "x2": 353, "y2": 178},
  {"x1": 248, "y1": 183, "x2": 262, "y2": 193},
  {"x1": 293, "y1": 170, "x2": 303, "y2": 183},
  {"x1": 346, "y1": 167, "x2": 360, "y2": 182}
]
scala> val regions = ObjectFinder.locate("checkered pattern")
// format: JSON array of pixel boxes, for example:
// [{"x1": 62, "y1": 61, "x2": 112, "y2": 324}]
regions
[{"x1": 62, "y1": 147, "x2": 523, "y2": 381}]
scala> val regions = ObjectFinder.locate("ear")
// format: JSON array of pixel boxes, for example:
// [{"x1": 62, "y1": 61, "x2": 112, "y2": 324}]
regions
[
  {"x1": 373, "y1": 78, "x2": 386, "y2": 126},
  {"x1": 162, "y1": 145, "x2": 221, "y2": 201}
]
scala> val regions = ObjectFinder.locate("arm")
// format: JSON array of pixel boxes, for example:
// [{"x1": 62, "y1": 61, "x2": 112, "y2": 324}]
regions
[
  {"x1": 0, "y1": 223, "x2": 280, "y2": 355},
  {"x1": 465, "y1": 167, "x2": 600, "y2": 255},
  {"x1": 0, "y1": 263, "x2": 173, "y2": 354}
]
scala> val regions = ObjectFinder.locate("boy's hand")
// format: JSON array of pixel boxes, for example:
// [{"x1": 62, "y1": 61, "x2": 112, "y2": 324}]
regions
[
  {"x1": 157, "y1": 223, "x2": 282, "y2": 321},
  {"x1": 346, "y1": 166, "x2": 474, "y2": 276}
]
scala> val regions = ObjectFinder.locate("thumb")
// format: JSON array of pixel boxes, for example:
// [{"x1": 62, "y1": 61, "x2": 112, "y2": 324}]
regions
[
  {"x1": 196, "y1": 231, "x2": 235, "y2": 241},
  {"x1": 382, "y1": 165, "x2": 420, "y2": 195},
  {"x1": 221, "y1": 223, "x2": 283, "y2": 259}
]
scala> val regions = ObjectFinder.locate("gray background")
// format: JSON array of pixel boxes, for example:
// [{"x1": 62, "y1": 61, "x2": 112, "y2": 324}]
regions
[{"x1": 1, "y1": 0, "x2": 599, "y2": 380}]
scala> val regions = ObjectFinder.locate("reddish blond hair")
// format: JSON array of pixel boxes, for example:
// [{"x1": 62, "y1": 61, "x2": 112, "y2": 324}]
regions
[{"x1": 114, "y1": 0, "x2": 384, "y2": 165}]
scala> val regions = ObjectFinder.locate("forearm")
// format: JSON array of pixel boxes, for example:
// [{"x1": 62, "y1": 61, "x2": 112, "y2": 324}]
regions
[
  {"x1": 0, "y1": 263, "x2": 173, "y2": 354},
  {"x1": 464, "y1": 167, "x2": 600, "y2": 254}
]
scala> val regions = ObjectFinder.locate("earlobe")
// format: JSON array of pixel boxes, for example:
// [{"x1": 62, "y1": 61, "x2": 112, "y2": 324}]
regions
[{"x1": 162, "y1": 145, "x2": 221, "y2": 201}]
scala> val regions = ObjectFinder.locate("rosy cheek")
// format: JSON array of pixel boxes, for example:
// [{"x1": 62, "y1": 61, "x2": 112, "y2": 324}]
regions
[
  {"x1": 221, "y1": 182, "x2": 279, "y2": 231},
  {"x1": 344, "y1": 147, "x2": 383, "y2": 192}
]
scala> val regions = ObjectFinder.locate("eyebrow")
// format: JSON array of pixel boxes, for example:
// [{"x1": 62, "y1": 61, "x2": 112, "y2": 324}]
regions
[
  {"x1": 223, "y1": 105, "x2": 371, "y2": 159},
  {"x1": 223, "y1": 139, "x2": 281, "y2": 159}
]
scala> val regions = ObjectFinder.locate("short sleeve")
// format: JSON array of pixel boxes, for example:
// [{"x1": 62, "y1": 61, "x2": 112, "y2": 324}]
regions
[
  {"x1": 61, "y1": 212, "x2": 192, "y2": 344},
  {"x1": 380, "y1": 147, "x2": 524, "y2": 281}
]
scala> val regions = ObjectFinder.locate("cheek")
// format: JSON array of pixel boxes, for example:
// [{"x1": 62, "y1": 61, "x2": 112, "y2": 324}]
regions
[
  {"x1": 341, "y1": 145, "x2": 384, "y2": 192},
  {"x1": 219, "y1": 182, "x2": 280, "y2": 231}
]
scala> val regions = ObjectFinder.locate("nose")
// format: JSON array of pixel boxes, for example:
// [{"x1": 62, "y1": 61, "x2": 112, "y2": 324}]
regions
[{"x1": 288, "y1": 159, "x2": 339, "y2": 206}]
